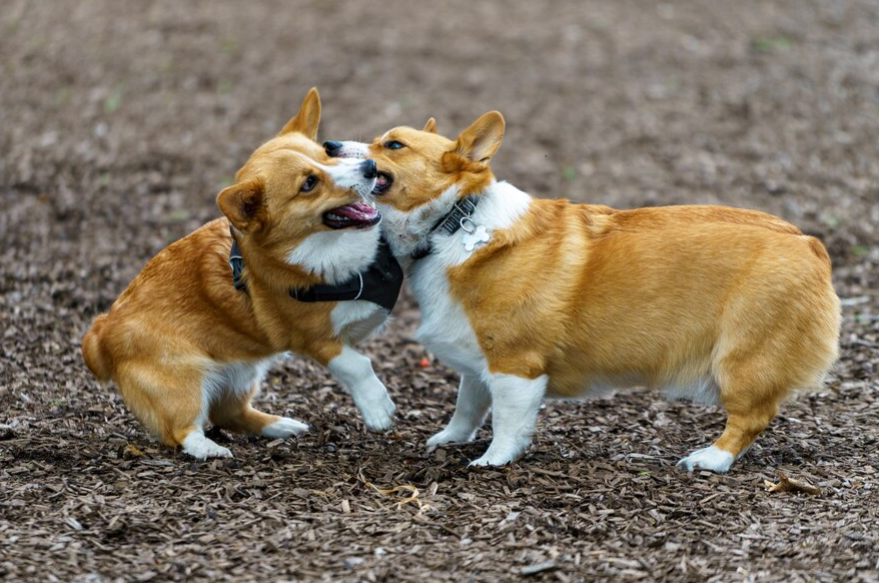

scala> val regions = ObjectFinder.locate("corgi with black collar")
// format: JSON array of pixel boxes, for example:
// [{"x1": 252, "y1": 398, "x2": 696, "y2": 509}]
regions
[
  {"x1": 327, "y1": 113, "x2": 840, "y2": 472},
  {"x1": 82, "y1": 89, "x2": 399, "y2": 459}
]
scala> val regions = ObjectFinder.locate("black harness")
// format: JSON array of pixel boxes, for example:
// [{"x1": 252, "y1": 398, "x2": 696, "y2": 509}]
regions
[
  {"x1": 411, "y1": 195, "x2": 480, "y2": 260},
  {"x1": 229, "y1": 227, "x2": 404, "y2": 312},
  {"x1": 229, "y1": 195, "x2": 477, "y2": 308}
]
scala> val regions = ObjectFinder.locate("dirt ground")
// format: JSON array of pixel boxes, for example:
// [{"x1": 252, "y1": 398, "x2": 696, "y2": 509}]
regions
[{"x1": 2, "y1": 1, "x2": 879, "y2": 581}]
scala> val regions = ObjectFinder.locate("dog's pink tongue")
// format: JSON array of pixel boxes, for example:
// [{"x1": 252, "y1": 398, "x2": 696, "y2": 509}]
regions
[{"x1": 335, "y1": 201, "x2": 377, "y2": 221}]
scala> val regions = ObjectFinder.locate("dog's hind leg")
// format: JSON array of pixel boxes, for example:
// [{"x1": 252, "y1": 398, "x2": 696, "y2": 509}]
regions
[
  {"x1": 210, "y1": 383, "x2": 308, "y2": 440},
  {"x1": 677, "y1": 333, "x2": 791, "y2": 473},
  {"x1": 677, "y1": 332, "x2": 811, "y2": 473},
  {"x1": 677, "y1": 393, "x2": 781, "y2": 473},
  {"x1": 115, "y1": 361, "x2": 232, "y2": 459},
  {"x1": 678, "y1": 270, "x2": 838, "y2": 473}
]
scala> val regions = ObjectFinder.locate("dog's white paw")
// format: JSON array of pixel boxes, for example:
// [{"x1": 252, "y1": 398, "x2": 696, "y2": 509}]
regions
[
  {"x1": 182, "y1": 433, "x2": 233, "y2": 460},
  {"x1": 426, "y1": 427, "x2": 477, "y2": 452},
  {"x1": 468, "y1": 451, "x2": 515, "y2": 468},
  {"x1": 357, "y1": 394, "x2": 396, "y2": 431},
  {"x1": 468, "y1": 443, "x2": 525, "y2": 468},
  {"x1": 262, "y1": 417, "x2": 309, "y2": 439},
  {"x1": 677, "y1": 445, "x2": 735, "y2": 473}
]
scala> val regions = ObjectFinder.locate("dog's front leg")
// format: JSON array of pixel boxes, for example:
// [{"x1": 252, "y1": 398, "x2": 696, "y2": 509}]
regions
[
  {"x1": 327, "y1": 345, "x2": 396, "y2": 430},
  {"x1": 427, "y1": 374, "x2": 491, "y2": 451},
  {"x1": 469, "y1": 373, "x2": 547, "y2": 467}
]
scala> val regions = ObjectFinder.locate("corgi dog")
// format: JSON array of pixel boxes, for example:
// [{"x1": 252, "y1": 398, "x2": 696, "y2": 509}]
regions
[
  {"x1": 82, "y1": 89, "x2": 398, "y2": 460},
  {"x1": 326, "y1": 113, "x2": 840, "y2": 472}
]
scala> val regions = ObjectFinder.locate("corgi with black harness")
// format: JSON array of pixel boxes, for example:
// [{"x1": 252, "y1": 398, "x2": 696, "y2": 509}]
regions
[{"x1": 82, "y1": 89, "x2": 402, "y2": 459}]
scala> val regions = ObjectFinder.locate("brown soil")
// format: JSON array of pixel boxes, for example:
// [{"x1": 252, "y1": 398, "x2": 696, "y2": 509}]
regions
[{"x1": 2, "y1": 1, "x2": 878, "y2": 581}]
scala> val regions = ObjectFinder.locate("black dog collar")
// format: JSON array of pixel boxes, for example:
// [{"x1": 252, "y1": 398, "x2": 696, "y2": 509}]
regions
[
  {"x1": 411, "y1": 195, "x2": 480, "y2": 260},
  {"x1": 229, "y1": 231, "x2": 247, "y2": 292},
  {"x1": 229, "y1": 227, "x2": 404, "y2": 312}
]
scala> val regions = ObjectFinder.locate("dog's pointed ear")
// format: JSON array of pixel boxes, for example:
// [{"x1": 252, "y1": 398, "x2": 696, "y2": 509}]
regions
[
  {"x1": 217, "y1": 177, "x2": 266, "y2": 232},
  {"x1": 279, "y1": 87, "x2": 321, "y2": 139},
  {"x1": 423, "y1": 117, "x2": 437, "y2": 134},
  {"x1": 453, "y1": 111, "x2": 505, "y2": 163}
]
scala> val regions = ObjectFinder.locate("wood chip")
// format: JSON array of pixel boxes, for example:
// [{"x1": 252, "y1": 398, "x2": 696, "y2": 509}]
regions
[
  {"x1": 520, "y1": 560, "x2": 556, "y2": 576},
  {"x1": 2, "y1": 4, "x2": 878, "y2": 581}
]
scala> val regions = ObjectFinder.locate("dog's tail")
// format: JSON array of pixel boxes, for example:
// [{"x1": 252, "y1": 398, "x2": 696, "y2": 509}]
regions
[{"x1": 82, "y1": 314, "x2": 113, "y2": 382}]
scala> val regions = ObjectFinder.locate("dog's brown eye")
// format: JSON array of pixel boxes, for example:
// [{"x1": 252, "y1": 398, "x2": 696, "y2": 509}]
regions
[
  {"x1": 300, "y1": 175, "x2": 319, "y2": 192},
  {"x1": 384, "y1": 140, "x2": 405, "y2": 150}
]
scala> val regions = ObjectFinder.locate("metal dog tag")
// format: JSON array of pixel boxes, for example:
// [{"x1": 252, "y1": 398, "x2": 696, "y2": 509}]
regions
[{"x1": 461, "y1": 220, "x2": 490, "y2": 252}]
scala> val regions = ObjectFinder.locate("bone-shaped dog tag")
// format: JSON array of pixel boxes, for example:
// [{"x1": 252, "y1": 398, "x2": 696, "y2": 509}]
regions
[{"x1": 462, "y1": 225, "x2": 490, "y2": 252}]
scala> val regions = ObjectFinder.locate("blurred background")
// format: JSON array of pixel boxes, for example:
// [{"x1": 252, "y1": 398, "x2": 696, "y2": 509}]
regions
[
  {"x1": 2, "y1": 1, "x2": 878, "y2": 581},
  {"x1": 3, "y1": 0, "x2": 878, "y2": 273}
]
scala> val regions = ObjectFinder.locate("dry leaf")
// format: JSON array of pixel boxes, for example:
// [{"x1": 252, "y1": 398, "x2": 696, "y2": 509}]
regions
[
  {"x1": 764, "y1": 472, "x2": 822, "y2": 495},
  {"x1": 358, "y1": 469, "x2": 431, "y2": 513},
  {"x1": 5, "y1": 8, "x2": 879, "y2": 578}
]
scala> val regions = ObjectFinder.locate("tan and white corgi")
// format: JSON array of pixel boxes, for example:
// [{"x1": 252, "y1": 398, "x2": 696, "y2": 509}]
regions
[
  {"x1": 327, "y1": 113, "x2": 840, "y2": 472},
  {"x1": 82, "y1": 89, "x2": 397, "y2": 459}
]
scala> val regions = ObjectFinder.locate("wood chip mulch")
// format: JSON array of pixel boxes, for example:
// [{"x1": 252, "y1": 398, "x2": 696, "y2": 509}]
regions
[
  {"x1": 3, "y1": 286, "x2": 878, "y2": 582},
  {"x1": 3, "y1": 0, "x2": 879, "y2": 581}
]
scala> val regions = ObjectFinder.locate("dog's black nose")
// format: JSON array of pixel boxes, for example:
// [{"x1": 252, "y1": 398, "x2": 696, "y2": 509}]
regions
[
  {"x1": 324, "y1": 141, "x2": 343, "y2": 156},
  {"x1": 361, "y1": 159, "x2": 377, "y2": 179}
]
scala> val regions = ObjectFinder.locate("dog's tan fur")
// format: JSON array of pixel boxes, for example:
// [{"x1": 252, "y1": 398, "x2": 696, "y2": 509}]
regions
[
  {"x1": 365, "y1": 113, "x2": 840, "y2": 468},
  {"x1": 82, "y1": 89, "x2": 387, "y2": 455}
]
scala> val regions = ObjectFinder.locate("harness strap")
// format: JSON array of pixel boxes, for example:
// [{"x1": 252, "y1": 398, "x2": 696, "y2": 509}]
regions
[
  {"x1": 293, "y1": 238, "x2": 402, "y2": 311},
  {"x1": 291, "y1": 273, "x2": 363, "y2": 302},
  {"x1": 229, "y1": 226, "x2": 403, "y2": 312}
]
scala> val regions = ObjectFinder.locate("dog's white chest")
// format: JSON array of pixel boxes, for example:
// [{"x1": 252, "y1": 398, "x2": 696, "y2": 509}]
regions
[
  {"x1": 407, "y1": 182, "x2": 534, "y2": 380},
  {"x1": 411, "y1": 257, "x2": 486, "y2": 378}
]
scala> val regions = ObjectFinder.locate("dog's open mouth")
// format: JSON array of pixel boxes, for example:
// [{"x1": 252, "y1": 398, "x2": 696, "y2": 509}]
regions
[
  {"x1": 323, "y1": 201, "x2": 381, "y2": 229},
  {"x1": 372, "y1": 172, "x2": 394, "y2": 195}
]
